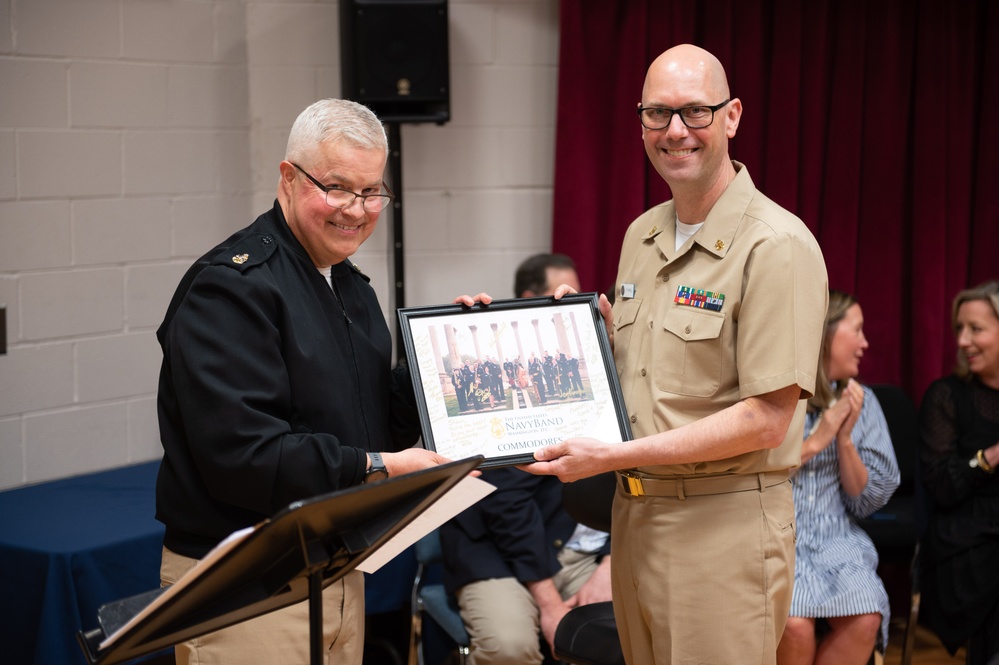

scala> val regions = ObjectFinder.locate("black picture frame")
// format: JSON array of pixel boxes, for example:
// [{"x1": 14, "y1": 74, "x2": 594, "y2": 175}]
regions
[{"x1": 398, "y1": 293, "x2": 632, "y2": 468}]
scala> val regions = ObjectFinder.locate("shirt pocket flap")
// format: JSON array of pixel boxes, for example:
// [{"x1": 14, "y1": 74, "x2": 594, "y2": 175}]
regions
[
  {"x1": 614, "y1": 299, "x2": 642, "y2": 331},
  {"x1": 662, "y1": 307, "x2": 724, "y2": 342}
]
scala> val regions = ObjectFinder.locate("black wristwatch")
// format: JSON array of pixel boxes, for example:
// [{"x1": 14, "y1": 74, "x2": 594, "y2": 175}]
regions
[{"x1": 364, "y1": 452, "x2": 389, "y2": 483}]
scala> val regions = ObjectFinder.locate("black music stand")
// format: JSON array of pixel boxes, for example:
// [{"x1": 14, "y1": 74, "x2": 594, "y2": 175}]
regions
[{"x1": 76, "y1": 457, "x2": 483, "y2": 665}]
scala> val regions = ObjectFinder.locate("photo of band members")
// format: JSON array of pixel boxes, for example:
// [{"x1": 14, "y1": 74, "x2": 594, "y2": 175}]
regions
[
  {"x1": 426, "y1": 311, "x2": 595, "y2": 418},
  {"x1": 447, "y1": 351, "x2": 589, "y2": 416}
]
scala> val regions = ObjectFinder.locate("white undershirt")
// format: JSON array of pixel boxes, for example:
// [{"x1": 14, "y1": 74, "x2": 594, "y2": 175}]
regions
[
  {"x1": 675, "y1": 217, "x2": 704, "y2": 251},
  {"x1": 318, "y1": 265, "x2": 333, "y2": 289}
]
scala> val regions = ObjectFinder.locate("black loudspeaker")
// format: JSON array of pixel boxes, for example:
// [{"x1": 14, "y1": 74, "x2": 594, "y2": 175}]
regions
[{"x1": 340, "y1": 0, "x2": 450, "y2": 124}]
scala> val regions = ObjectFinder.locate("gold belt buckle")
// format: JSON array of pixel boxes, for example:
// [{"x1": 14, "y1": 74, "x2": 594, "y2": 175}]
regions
[{"x1": 625, "y1": 475, "x2": 645, "y2": 497}]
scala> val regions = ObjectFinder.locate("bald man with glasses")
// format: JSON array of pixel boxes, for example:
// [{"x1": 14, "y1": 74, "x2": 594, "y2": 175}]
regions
[{"x1": 516, "y1": 44, "x2": 829, "y2": 664}]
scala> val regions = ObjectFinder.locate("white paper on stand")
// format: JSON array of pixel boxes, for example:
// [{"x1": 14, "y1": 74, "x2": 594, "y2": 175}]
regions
[{"x1": 357, "y1": 474, "x2": 494, "y2": 573}]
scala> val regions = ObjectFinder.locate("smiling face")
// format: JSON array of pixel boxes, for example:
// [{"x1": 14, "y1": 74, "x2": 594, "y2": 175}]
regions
[
  {"x1": 955, "y1": 299, "x2": 999, "y2": 386},
  {"x1": 826, "y1": 303, "x2": 869, "y2": 382},
  {"x1": 278, "y1": 140, "x2": 387, "y2": 268},
  {"x1": 640, "y1": 45, "x2": 742, "y2": 196}
]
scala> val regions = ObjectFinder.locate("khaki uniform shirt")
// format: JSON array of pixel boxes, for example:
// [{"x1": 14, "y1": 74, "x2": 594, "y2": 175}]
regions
[{"x1": 612, "y1": 161, "x2": 827, "y2": 477}]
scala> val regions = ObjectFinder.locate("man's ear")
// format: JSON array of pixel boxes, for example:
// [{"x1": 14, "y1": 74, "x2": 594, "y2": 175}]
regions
[
  {"x1": 725, "y1": 98, "x2": 742, "y2": 139},
  {"x1": 278, "y1": 160, "x2": 296, "y2": 184}
]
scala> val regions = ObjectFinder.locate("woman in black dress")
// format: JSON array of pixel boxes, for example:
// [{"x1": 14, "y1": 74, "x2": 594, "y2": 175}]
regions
[{"x1": 920, "y1": 280, "x2": 999, "y2": 665}]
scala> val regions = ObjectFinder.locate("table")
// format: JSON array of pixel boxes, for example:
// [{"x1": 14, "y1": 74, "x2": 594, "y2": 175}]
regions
[
  {"x1": 0, "y1": 462, "x2": 165, "y2": 665},
  {"x1": 0, "y1": 461, "x2": 418, "y2": 664}
]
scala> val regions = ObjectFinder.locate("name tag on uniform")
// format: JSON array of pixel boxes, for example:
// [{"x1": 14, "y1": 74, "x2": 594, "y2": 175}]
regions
[{"x1": 620, "y1": 284, "x2": 636, "y2": 300}]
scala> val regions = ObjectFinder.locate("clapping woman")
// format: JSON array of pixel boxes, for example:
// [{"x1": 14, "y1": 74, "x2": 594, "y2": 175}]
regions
[{"x1": 778, "y1": 290, "x2": 900, "y2": 664}]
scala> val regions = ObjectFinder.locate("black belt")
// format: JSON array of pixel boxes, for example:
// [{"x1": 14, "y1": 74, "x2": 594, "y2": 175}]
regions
[{"x1": 618, "y1": 469, "x2": 789, "y2": 499}]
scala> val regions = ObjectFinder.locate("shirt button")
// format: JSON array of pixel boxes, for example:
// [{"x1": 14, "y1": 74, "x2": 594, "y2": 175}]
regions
[
  {"x1": 262, "y1": 235, "x2": 273, "y2": 245},
  {"x1": 640, "y1": 368, "x2": 647, "y2": 377},
  {"x1": 630, "y1": 414, "x2": 637, "y2": 424},
  {"x1": 684, "y1": 325, "x2": 692, "y2": 334},
  {"x1": 661, "y1": 274, "x2": 669, "y2": 283},
  {"x1": 553, "y1": 539, "x2": 564, "y2": 548}
]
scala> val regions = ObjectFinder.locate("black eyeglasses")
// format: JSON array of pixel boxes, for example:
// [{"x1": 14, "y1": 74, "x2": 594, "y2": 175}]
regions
[
  {"x1": 291, "y1": 162, "x2": 395, "y2": 212},
  {"x1": 636, "y1": 99, "x2": 732, "y2": 130}
]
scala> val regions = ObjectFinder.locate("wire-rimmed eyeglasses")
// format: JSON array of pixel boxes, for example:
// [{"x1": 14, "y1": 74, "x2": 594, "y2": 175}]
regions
[
  {"x1": 291, "y1": 162, "x2": 395, "y2": 212},
  {"x1": 636, "y1": 99, "x2": 732, "y2": 130}
]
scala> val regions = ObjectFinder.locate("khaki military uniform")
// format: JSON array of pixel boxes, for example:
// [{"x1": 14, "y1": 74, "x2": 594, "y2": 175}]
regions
[{"x1": 609, "y1": 162, "x2": 827, "y2": 664}]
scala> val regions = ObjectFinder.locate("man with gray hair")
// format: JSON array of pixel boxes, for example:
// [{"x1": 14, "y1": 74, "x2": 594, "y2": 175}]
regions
[{"x1": 155, "y1": 98, "x2": 449, "y2": 663}]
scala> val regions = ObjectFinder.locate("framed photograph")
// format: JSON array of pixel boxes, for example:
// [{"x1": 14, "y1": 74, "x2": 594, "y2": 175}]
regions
[{"x1": 398, "y1": 293, "x2": 632, "y2": 468}]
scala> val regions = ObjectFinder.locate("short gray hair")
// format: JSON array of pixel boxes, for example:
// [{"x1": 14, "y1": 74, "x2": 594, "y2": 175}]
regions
[{"x1": 285, "y1": 99, "x2": 387, "y2": 164}]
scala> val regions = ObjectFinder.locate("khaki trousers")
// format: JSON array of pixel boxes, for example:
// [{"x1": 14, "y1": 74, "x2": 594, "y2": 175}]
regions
[
  {"x1": 161, "y1": 547, "x2": 365, "y2": 665},
  {"x1": 611, "y1": 479, "x2": 796, "y2": 665},
  {"x1": 457, "y1": 548, "x2": 599, "y2": 665}
]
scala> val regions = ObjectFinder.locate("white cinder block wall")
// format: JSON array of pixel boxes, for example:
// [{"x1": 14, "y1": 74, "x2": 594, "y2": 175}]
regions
[{"x1": 0, "y1": 0, "x2": 560, "y2": 490}]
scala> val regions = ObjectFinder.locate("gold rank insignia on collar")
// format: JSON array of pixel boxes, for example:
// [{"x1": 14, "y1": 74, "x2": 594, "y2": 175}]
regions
[
  {"x1": 715, "y1": 239, "x2": 725, "y2": 251},
  {"x1": 647, "y1": 225, "x2": 658, "y2": 237},
  {"x1": 232, "y1": 253, "x2": 249, "y2": 264}
]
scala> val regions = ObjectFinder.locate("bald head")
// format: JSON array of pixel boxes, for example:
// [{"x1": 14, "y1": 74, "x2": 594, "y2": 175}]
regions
[
  {"x1": 643, "y1": 44, "x2": 731, "y2": 104},
  {"x1": 639, "y1": 44, "x2": 741, "y2": 214}
]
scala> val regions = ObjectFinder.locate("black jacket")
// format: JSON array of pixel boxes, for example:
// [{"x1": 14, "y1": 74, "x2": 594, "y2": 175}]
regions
[{"x1": 155, "y1": 202, "x2": 421, "y2": 558}]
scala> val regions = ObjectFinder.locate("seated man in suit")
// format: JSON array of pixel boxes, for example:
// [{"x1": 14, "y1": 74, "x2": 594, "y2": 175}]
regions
[{"x1": 439, "y1": 254, "x2": 612, "y2": 664}]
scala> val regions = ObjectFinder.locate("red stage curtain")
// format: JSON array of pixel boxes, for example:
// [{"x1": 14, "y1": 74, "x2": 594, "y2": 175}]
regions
[{"x1": 552, "y1": 0, "x2": 998, "y2": 403}]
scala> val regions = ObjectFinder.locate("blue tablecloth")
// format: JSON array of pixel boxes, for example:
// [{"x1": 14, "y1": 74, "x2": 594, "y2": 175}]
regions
[
  {"x1": 0, "y1": 462, "x2": 165, "y2": 665},
  {"x1": 0, "y1": 461, "x2": 417, "y2": 664}
]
